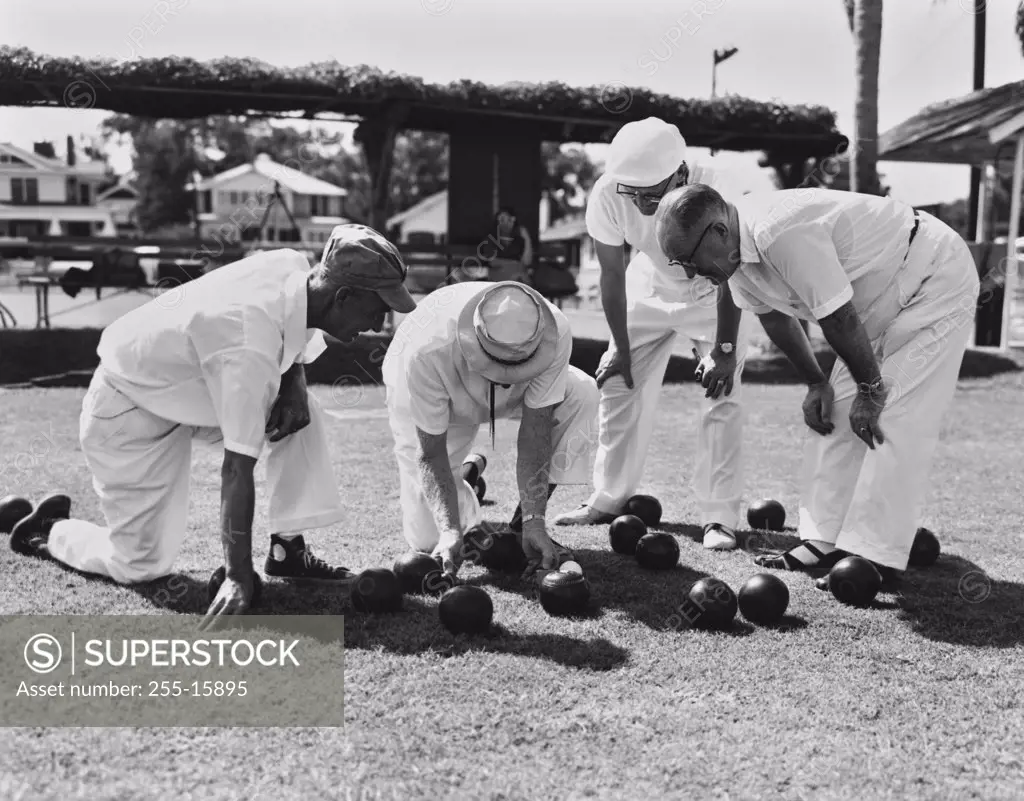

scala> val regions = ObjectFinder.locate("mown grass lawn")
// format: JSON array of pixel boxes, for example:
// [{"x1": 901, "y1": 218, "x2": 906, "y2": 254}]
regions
[{"x1": 0, "y1": 375, "x2": 1022, "y2": 801}]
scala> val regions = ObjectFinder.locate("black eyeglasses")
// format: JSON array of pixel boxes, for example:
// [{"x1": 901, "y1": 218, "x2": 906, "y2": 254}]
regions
[
  {"x1": 615, "y1": 174, "x2": 674, "y2": 204},
  {"x1": 667, "y1": 222, "x2": 714, "y2": 273}
]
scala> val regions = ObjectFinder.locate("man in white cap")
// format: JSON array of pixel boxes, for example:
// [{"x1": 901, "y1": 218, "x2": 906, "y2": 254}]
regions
[
  {"x1": 655, "y1": 184, "x2": 979, "y2": 587},
  {"x1": 555, "y1": 116, "x2": 753, "y2": 551},
  {"x1": 382, "y1": 281, "x2": 599, "y2": 576},
  {"x1": 11, "y1": 224, "x2": 418, "y2": 625}
]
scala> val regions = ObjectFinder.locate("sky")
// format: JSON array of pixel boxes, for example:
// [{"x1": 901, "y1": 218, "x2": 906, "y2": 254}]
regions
[{"x1": 1, "y1": 0, "x2": 1022, "y2": 205}]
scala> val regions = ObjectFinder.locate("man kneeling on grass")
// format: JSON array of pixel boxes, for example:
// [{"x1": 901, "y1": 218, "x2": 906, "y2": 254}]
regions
[
  {"x1": 10, "y1": 224, "x2": 417, "y2": 622},
  {"x1": 382, "y1": 281, "x2": 599, "y2": 578},
  {"x1": 655, "y1": 184, "x2": 979, "y2": 591}
]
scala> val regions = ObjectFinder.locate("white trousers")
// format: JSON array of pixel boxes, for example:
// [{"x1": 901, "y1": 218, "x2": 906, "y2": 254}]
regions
[
  {"x1": 589, "y1": 252, "x2": 751, "y2": 529},
  {"x1": 798, "y1": 214, "x2": 980, "y2": 570},
  {"x1": 48, "y1": 368, "x2": 344, "y2": 584},
  {"x1": 389, "y1": 366, "x2": 600, "y2": 552}
]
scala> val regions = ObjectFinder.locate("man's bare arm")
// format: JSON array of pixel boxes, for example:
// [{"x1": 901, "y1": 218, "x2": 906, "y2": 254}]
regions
[
  {"x1": 416, "y1": 428, "x2": 463, "y2": 548},
  {"x1": 516, "y1": 404, "x2": 556, "y2": 520},
  {"x1": 715, "y1": 282, "x2": 742, "y2": 347},
  {"x1": 817, "y1": 301, "x2": 883, "y2": 390},
  {"x1": 220, "y1": 450, "x2": 257, "y2": 579},
  {"x1": 757, "y1": 311, "x2": 829, "y2": 386},
  {"x1": 595, "y1": 240, "x2": 631, "y2": 357}
]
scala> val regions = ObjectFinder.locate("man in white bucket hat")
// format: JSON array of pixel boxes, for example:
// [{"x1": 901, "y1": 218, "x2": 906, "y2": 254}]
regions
[
  {"x1": 382, "y1": 281, "x2": 599, "y2": 577},
  {"x1": 555, "y1": 116, "x2": 755, "y2": 552}
]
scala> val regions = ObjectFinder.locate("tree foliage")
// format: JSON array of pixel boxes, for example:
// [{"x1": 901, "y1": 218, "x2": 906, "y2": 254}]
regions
[
  {"x1": 1017, "y1": 1, "x2": 1024, "y2": 56},
  {"x1": 100, "y1": 116, "x2": 601, "y2": 233}
]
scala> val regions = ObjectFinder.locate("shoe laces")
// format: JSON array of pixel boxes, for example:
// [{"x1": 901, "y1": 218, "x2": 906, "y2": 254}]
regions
[{"x1": 301, "y1": 547, "x2": 331, "y2": 571}]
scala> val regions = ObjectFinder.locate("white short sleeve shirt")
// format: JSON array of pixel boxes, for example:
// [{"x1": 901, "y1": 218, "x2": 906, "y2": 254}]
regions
[
  {"x1": 97, "y1": 249, "x2": 325, "y2": 458},
  {"x1": 730, "y1": 189, "x2": 918, "y2": 324}
]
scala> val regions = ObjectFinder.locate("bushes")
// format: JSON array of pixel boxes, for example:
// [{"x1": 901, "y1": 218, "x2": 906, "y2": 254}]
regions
[{"x1": 2, "y1": 329, "x2": 1017, "y2": 389}]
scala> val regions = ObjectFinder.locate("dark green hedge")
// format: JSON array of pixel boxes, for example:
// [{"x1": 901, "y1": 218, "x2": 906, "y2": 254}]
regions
[
  {"x1": 0, "y1": 46, "x2": 845, "y2": 151},
  {"x1": 1, "y1": 329, "x2": 1017, "y2": 389}
]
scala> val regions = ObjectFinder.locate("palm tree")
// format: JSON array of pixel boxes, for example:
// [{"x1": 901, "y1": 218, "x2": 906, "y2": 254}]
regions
[
  {"x1": 1017, "y1": 1, "x2": 1024, "y2": 53},
  {"x1": 841, "y1": 0, "x2": 885, "y2": 195}
]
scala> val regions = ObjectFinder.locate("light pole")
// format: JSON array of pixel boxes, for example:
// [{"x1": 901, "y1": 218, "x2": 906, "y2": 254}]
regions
[{"x1": 712, "y1": 47, "x2": 739, "y2": 98}]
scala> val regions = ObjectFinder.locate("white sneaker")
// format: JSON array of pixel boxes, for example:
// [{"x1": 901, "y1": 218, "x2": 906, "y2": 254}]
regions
[
  {"x1": 553, "y1": 505, "x2": 618, "y2": 526},
  {"x1": 703, "y1": 523, "x2": 737, "y2": 551}
]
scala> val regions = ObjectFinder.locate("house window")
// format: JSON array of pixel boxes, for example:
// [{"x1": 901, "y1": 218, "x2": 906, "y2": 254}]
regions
[
  {"x1": 79, "y1": 183, "x2": 91, "y2": 205},
  {"x1": 11, "y1": 178, "x2": 39, "y2": 205},
  {"x1": 229, "y1": 191, "x2": 239, "y2": 205},
  {"x1": 310, "y1": 195, "x2": 336, "y2": 217},
  {"x1": 66, "y1": 177, "x2": 78, "y2": 204},
  {"x1": 200, "y1": 191, "x2": 212, "y2": 214}
]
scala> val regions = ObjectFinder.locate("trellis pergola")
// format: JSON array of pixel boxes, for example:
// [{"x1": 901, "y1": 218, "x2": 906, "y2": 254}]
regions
[{"x1": 0, "y1": 46, "x2": 848, "y2": 251}]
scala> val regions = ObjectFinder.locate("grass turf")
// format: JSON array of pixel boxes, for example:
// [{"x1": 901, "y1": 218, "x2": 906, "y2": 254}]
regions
[{"x1": 0, "y1": 377, "x2": 1023, "y2": 800}]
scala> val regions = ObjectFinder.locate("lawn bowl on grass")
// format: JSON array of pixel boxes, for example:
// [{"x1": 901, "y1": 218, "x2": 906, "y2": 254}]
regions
[
  {"x1": 828, "y1": 556, "x2": 883, "y2": 607},
  {"x1": 738, "y1": 573, "x2": 790, "y2": 625},
  {"x1": 747, "y1": 498, "x2": 786, "y2": 531},
  {"x1": 351, "y1": 568, "x2": 404, "y2": 613},
  {"x1": 624, "y1": 494, "x2": 662, "y2": 527},
  {"x1": 463, "y1": 525, "x2": 527, "y2": 573},
  {"x1": 439, "y1": 585, "x2": 493, "y2": 635},
  {"x1": 609, "y1": 514, "x2": 647, "y2": 555},
  {"x1": 687, "y1": 577, "x2": 739, "y2": 630},
  {"x1": 635, "y1": 532, "x2": 680, "y2": 570},
  {"x1": 538, "y1": 570, "x2": 591, "y2": 617},
  {"x1": 393, "y1": 550, "x2": 453, "y2": 595}
]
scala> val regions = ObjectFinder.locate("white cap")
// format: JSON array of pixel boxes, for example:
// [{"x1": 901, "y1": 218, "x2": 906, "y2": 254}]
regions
[{"x1": 604, "y1": 117, "x2": 687, "y2": 187}]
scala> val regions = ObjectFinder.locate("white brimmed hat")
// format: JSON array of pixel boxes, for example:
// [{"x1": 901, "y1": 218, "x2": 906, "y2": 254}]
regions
[
  {"x1": 456, "y1": 282, "x2": 560, "y2": 384},
  {"x1": 605, "y1": 117, "x2": 688, "y2": 187}
]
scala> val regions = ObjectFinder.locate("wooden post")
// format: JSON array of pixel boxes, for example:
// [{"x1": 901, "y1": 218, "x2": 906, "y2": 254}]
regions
[
  {"x1": 974, "y1": 162, "x2": 990, "y2": 242},
  {"x1": 1000, "y1": 134, "x2": 1024, "y2": 350},
  {"x1": 355, "y1": 105, "x2": 408, "y2": 234}
]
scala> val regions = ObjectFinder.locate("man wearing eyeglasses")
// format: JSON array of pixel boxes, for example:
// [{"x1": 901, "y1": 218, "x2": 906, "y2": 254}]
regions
[
  {"x1": 654, "y1": 183, "x2": 979, "y2": 589},
  {"x1": 554, "y1": 117, "x2": 752, "y2": 552}
]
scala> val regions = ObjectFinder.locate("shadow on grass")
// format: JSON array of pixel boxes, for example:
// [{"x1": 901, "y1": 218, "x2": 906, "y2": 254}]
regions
[
  {"x1": 895, "y1": 554, "x2": 1024, "y2": 648},
  {"x1": 463, "y1": 539, "x2": 773, "y2": 638},
  {"x1": 337, "y1": 590, "x2": 628, "y2": 671}
]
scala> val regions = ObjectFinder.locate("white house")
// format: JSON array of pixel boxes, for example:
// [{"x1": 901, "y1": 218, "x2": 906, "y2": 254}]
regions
[
  {"x1": 386, "y1": 190, "x2": 449, "y2": 244},
  {"x1": 191, "y1": 154, "x2": 349, "y2": 248},
  {"x1": 0, "y1": 142, "x2": 117, "y2": 239},
  {"x1": 95, "y1": 175, "x2": 141, "y2": 237}
]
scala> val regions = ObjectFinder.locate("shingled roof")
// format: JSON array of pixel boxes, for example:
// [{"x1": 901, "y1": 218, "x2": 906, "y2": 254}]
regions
[
  {"x1": 879, "y1": 79, "x2": 1024, "y2": 165},
  {"x1": 0, "y1": 46, "x2": 846, "y2": 154}
]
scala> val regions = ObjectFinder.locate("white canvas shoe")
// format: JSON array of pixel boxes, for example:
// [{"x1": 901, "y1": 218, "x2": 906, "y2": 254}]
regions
[
  {"x1": 553, "y1": 504, "x2": 618, "y2": 526},
  {"x1": 703, "y1": 523, "x2": 738, "y2": 551}
]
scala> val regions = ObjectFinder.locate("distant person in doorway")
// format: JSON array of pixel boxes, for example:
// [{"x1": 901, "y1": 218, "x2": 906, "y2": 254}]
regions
[{"x1": 487, "y1": 206, "x2": 534, "y2": 284}]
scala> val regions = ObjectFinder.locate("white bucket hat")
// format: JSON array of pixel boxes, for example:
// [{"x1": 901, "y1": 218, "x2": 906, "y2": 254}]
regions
[
  {"x1": 456, "y1": 282, "x2": 559, "y2": 385},
  {"x1": 604, "y1": 117, "x2": 688, "y2": 187}
]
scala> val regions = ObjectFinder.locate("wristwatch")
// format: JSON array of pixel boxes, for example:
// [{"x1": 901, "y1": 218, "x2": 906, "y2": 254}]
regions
[
  {"x1": 521, "y1": 514, "x2": 544, "y2": 526},
  {"x1": 717, "y1": 342, "x2": 735, "y2": 354}
]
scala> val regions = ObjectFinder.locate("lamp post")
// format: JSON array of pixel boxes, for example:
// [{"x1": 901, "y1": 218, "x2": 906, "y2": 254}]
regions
[{"x1": 711, "y1": 47, "x2": 739, "y2": 98}]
